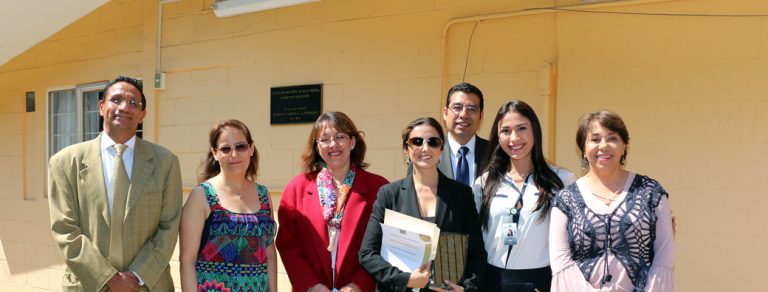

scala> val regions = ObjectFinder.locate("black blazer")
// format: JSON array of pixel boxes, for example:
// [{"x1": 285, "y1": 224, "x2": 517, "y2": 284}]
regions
[{"x1": 359, "y1": 171, "x2": 486, "y2": 292}]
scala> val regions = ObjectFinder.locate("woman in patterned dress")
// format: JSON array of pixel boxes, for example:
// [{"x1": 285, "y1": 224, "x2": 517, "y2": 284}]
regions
[
  {"x1": 180, "y1": 119, "x2": 277, "y2": 291},
  {"x1": 276, "y1": 111, "x2": 388, "y2": 292},
  {"x1": 549, "y1": 111, "x2": 675, "y2": 291}
]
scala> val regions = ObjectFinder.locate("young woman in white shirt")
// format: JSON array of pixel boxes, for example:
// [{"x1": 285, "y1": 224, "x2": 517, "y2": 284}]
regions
[{"x1": 472, "y1": 100, "x2": 575, "y2": 291}]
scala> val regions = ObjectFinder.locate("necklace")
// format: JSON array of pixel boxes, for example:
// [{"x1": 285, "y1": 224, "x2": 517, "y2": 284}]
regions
[
  {"x1": 591, "y1": 191, "x2": 618, "y2": 201},
  {"x1": 591, "y1": 186, "x2": 623, "y2": 205}
]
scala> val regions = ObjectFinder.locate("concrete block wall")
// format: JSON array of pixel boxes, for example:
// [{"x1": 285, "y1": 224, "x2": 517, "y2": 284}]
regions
[
  {"x1": 0, "y1": 0, "x2": 160, "y2": 290},
  {"x1": 553, "y1": 1, "x2": 768, "y2": 290}
]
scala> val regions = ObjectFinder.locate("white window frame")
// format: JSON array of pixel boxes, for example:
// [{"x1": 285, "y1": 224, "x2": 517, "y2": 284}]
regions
[{"x1": 46, "y1": 81, "x2": 107, "y2": 160}]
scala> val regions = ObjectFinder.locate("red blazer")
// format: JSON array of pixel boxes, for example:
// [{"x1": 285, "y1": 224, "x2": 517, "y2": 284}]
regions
[{"x1": 277, "y1": 168, "x2": 388, "y2": 291}]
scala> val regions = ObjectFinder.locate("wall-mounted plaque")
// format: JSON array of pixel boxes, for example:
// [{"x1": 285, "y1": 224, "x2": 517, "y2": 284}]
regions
[{"x1": 271, "y1": 84, "x2": 322, "y2": 124}]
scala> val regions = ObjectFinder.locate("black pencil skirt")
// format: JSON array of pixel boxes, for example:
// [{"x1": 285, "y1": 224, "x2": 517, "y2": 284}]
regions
[{"x1": 484, "y1": 263, "x2": 552, "y2": 292}]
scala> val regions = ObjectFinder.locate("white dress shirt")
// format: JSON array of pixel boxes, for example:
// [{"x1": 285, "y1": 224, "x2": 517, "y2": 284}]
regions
[
  {"x1": 447, "y1": 134, "x2": 478, "y2": 181},
  {"x1": 100, "y1": 134, "x2": 137, "y2": 213},
  {"x1": 472, "y1": 165, "x2": 576, "y2": 269}
]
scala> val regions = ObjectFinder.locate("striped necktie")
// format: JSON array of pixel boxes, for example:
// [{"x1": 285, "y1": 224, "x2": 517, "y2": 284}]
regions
[{"x1": 456, "y1": 146, "x2": 470, "y2": 186}]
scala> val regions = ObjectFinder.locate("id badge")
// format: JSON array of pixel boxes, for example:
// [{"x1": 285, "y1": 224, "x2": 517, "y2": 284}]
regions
[{"x1": 501, "y1": 215, "x2": 518, "y2": 246}]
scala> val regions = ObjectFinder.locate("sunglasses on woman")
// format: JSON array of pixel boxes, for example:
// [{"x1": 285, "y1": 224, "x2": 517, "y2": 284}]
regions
[
  {"x1": 216, "y1": 143, "x2": 249, "y2": 154},
  {"x1": 407, "y1": 137, "x2": 443, "y2": 149}
]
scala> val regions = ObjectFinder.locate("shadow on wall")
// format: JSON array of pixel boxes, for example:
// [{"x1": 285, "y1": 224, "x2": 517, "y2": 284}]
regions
[{"x1": 0, "y1": 198, "x2": 65, "y2": 289}]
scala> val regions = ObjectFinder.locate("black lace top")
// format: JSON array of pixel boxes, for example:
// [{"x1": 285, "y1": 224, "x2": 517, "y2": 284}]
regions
[{"x1": 552, "y1": 174, "x2": 667, "y2": 292}]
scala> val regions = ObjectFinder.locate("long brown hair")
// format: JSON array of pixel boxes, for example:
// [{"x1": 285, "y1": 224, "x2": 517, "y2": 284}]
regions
[
  {"x1": 198, "y1": 119, "x2": 259, "y2": 182},
  {"x1": 301, "y1": 111, "x2": 368, "y2": 174},
  {"x1": 478, "y1": 100, "x2": 564, "y2": 228}
]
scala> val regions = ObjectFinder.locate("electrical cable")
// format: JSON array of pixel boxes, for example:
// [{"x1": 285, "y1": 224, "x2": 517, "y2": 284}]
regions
[
  {"x1": 543, "y1": 7, "x2": 768, "y2": 18},
  {"x1": 457, "y1": 4, "x2": 768, "y2": 84},
  {"x1": 461, "y1": 21, "x2": 479, "y2": 82}
]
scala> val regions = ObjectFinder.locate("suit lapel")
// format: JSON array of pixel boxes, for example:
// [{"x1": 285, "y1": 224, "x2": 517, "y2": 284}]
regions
[
  {"x1": 402, "y1": 174, "x2": 449, "y2": 227},
  {"x1": 473, "y1": 137, "x2": 488, "y2": 178},
  {"x1": 304, "y1": 179, "x2": 334, "y2": 280},
  {"x1": 336, "y1": 172, "x2": 368, "y2": 269},
  {"x1": 125, "y1": 139, "x2": 155, "y2": 216},
  {"x1": 305, "y1": 180, "x2": 330, "y2": 246},
  {"x1": 80, "y1": 135, "x2": 110, "y2": 226},
  {"x1": 434, "y1": 173, "x2": 451, "y2": 227},
  {"x1": 398, "y1": 176, "x2": 422, "y2": 218},
  {"x1": 438, "y1": 143, "x2": 453, "y2": 178}
]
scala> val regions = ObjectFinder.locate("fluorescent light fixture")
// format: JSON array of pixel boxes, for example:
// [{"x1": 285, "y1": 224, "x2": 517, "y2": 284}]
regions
[{"x1": 213, "y1": 0, "x2": 321, "y2": 17}]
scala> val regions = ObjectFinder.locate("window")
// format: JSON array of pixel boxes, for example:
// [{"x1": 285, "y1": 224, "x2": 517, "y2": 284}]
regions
[{"x1": 48, "y1": 82, "x2": 143, "y2": 157}]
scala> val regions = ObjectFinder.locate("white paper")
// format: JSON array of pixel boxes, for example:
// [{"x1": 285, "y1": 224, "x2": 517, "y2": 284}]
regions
[
  {"x1": 383, "y1": 209, "x2": 441, "y2": 260},
  {"x1": 380, "y1": 223, "x2": 431, "y2": 273}
]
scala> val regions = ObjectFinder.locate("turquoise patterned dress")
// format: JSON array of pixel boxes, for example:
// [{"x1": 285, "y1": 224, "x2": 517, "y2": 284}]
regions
[{"x1": 196, "y1": 182, "x2": 276, "y2": 292}]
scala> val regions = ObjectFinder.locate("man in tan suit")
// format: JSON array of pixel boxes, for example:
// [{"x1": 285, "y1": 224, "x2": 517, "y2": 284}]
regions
[{"x1": 48, "y1": 76, "x2": 182, "y2": 291}]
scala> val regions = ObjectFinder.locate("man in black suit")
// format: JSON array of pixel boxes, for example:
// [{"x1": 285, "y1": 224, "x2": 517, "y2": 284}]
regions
[{"x1": 438, "y1": 82, "x2": 488, "y2": 186}]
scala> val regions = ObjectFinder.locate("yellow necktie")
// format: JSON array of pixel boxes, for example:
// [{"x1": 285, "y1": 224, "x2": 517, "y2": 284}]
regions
[{"x1": 108, "y1": 144, "x2": 129, "y2": 269}]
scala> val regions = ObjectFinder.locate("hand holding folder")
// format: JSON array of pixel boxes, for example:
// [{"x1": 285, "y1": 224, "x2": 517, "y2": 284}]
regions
[
  {"x1": 380, "y1": 210, "x2": 469, "y2": 290},
  {"x1": 380, "y1": 209, "x2": 440, "y2": 272}
]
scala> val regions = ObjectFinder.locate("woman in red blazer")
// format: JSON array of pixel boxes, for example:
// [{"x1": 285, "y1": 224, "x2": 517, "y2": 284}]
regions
[{"x1": 277, "y1": 112, "x2": 389, "y2": 292}]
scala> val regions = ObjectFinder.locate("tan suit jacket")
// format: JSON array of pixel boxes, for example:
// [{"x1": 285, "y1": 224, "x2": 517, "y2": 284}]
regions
[{"x1": 48, "y1": 134, "x2": 182, "y2": 291}]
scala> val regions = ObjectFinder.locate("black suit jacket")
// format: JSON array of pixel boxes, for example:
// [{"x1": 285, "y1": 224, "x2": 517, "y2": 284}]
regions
[{"x1": 359, "y1": 171, "x2": 486, "y2": 292}]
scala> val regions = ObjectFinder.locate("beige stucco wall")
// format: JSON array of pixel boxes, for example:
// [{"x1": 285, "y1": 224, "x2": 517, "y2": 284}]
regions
[{"x1": 1, "y1": 0, "x2": 766, "y2": 290}]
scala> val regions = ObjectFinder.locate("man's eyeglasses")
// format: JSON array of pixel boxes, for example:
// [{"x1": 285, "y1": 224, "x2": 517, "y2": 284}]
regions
[
  {"x1": 216, "y1": 143, "x2": 249, "y2": 154},
  {"x1": 317, "y1": 134, "x2": 350, "y2": 146},
  {"x1": 448, "y1": 103, "x2": 480, "y2": 114},
  {"x1": 407, "y1": 137, "x2": 443, "y2": 149},
  {"x1": 108, "y1": 96, "x2": 143, "y2": 109}
]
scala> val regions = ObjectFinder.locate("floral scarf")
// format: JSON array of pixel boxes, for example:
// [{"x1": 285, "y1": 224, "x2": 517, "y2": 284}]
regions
[{"x1": 317, "y1": 165, "x2": 356, "y2": 252}]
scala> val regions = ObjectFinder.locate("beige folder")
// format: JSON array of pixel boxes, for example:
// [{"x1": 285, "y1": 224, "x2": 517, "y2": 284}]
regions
[{"x1": 432, "y1": 232, "x2": 469, "y2": 289}]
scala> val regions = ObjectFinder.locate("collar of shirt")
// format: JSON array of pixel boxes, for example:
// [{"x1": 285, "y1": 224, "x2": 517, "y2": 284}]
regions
[
  {"x1": 447, "y1": 134, "x2": 478, "y2": 181},
  {"x1": 447, "y1": 134, "x2": 477, "y2": 158},
  {"x1": 100, "y1": 133, "x2": 137, "y2": 152}
]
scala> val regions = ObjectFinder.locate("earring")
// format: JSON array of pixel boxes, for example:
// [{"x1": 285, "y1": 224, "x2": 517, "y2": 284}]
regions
[
  {"x1": 581, "y1": 157, "x2": 589, "y2": 169},
  {"x1": 620, "y1": 154, "x2": 626, "y2": 165}
]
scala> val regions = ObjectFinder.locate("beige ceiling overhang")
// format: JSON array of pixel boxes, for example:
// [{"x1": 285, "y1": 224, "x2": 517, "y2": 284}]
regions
[{"x1": 0, "y1": 0, "x2": 108, "y2": 66}]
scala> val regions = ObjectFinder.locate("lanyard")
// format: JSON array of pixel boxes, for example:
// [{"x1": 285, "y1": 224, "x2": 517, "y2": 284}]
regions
[
  {"x1": 507, "y1": 173, "x2": 532, "y2": 223},
  {"x1": 504, "y1": 173, "x2": 533, "y2": 268}
]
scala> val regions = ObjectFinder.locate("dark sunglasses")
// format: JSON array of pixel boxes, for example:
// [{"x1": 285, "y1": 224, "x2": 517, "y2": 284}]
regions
[
  {"x1": 217, "y1": 143, "x2": 249, "y2": 154},
  {"x1": 407, "y1": 137, "x2": 443, "y2": 149}
]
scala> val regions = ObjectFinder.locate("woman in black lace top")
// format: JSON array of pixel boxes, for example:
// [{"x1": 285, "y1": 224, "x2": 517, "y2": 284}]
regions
[{"x1": 549, "y1": 111, "x2": 675, "y2": 291}]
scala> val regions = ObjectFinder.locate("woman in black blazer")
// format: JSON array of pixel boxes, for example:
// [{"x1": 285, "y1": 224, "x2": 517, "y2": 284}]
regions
[{"x1": 359, "y1": 117, "x2": 486, "y2": 291}]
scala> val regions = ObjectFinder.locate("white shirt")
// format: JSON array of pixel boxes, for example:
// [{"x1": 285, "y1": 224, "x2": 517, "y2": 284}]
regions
[
  {"x1": 472, "y1": 165, "x2": 576, "y2": 269},
  {"x1": 100, "y1": 134, "x2": 137, "y2": 213},
  {"x1": 447, "y1": 134, "x2": 478, "y2": 181}
]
